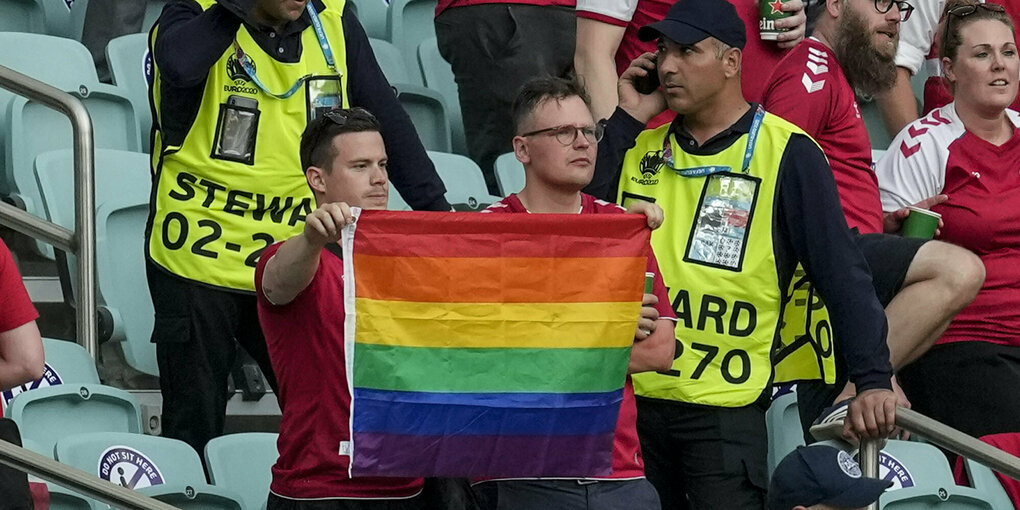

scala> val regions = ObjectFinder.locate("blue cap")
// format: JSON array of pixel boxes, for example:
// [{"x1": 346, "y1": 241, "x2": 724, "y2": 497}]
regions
[
  {"x1": 768, "y1": 445, "x2": 892, "y2": 510},
  {"x1": 638, "y1": 0, "x2": 747, "y2": 49}
]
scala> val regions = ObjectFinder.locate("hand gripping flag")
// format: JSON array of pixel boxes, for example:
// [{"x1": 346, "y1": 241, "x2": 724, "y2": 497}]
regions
[{"x1": 341, "y1": 209, "x2": 651, "y2": 478}]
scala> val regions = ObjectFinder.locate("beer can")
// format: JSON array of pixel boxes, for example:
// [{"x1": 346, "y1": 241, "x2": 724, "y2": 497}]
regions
[
  {"x1": 645, "y1": 272, "x2": 655, "y2": 294},
  {"x1": 759, "y1": 0, "x2": 793, "y2": 41}
]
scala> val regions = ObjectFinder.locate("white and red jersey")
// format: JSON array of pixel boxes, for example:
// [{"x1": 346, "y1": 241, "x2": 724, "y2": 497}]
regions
[
  {"x1": 575, "y1": 0, "x2": 789, "y2": 108},
  {"x1": 481, "y1": 192, "x2": 676, "y2": 481},
  {"x1": 762, "y1": 38, "x2": 884, "y2": 233},
  {"x1": 876, "y1": 104, "x2": 1020, "y2": 348},
  {"x1": 895, "y1": 0, "x2": 1020, "y2": 114}
]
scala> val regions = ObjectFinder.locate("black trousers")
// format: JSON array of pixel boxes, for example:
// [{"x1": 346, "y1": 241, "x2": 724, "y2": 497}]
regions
[
  {"x1": 268, "y1": 494, "x2": 427, "y2": 510},
  {"x1": 479, "y1": 478, "x2": 660, "y2": 510},
  {"x1": 435, "y1": 3, "x2": 575, "y2": 193},
  {"x1": 147, "y1": 261, "x2": 277, "y2": 454},
  {"x1": 635, "y1": 397, "x2": 769, "y2": 510},
  {"x1": 0, "y1": 419, "x2": 32, "y2": 510}
]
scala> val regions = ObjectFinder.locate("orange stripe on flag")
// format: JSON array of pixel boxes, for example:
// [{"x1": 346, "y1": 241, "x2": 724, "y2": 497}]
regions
[{"x1": 353, "y1": 255, "x2": 647, "y2": 303}]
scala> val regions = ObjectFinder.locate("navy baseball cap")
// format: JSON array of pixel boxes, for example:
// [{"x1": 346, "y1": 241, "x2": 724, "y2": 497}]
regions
[
  {"x1": 768, "y1": 445, "x2": 892, "y2": 510},
  {"x1": 638, "y1": 0, "x2": 747, "y2": 49}
]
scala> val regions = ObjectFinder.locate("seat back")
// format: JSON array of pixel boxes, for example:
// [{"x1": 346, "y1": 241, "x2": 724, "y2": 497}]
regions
[
  {"x1": 387, "y1": 0, "x2": 437, "y2": 68},
  {"x1": 7, "y1": 384, "x2": 142, "y2": 458},
  {"x1": 766, "y1": 388, "x2": 805, "y2": 478},
  {"x1": 860, "y1": 96, "x2": 893, "y2": 150},
  {"x1": 395, "y1": 84, "x2": 451, "y2": 152},
  {"x1": 493, "y1": 152, "x2": 524, "y2": 196},
  {"x1": 350, "y1": 0, "x2": 389, "y2": 39},
  {"x1": 877, "y1": 440, "x2": 999, "y2": 510},
  {"x1": 369, "y1": 38, "x2": 416, "y2": 85},
  {"x1": 428, "y1": 150, "x2": 499, "y2": 210},
  {"x1": 0, "y1": 0, "x2": 47, "y2": 34},
  {"x1": 1, "y1": 338, "x2": 100, "y2": 414},
  {"x1": 205, "y1": 433, "x2": 279, "y2": 510},
  {"x1": 35, "y1": 148, "x2": 158, "y2": 376},
  {"x1": 106, "y1": 33, "x2": 154, "y2": 152},
  {"x1": 417, "y1": 37, "x2": 465, "y2": 154}
]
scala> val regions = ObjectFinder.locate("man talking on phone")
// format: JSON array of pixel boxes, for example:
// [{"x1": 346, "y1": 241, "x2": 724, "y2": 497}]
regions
[
  {"x1": 584, "y1": 0, "x2": 898, "y2": 507},
  {"x1": 147, "y1": 0, "x2": 451, "y2": 455}
]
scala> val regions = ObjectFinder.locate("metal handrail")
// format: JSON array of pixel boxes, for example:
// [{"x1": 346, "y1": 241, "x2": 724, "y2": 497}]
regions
[
  {"x1": 0, "y1": 63, "x2": 98, "y2": 359},
  {"x1": 0, "y1": 439, "x2": 178, "y2": 510},
  {"x1": 860, "y1": 406, "x2": 1020, "y2": 510}
]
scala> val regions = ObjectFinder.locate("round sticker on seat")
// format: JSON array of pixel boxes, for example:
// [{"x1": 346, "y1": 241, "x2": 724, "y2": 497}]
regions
[
  {"x1": 2, "y1": 363, "x2": 62, "y2": 409},
  {"x1": 878, "y1": 452, "x2": 915, "y2": 489},
  {"x1": 99, "y1": 446, "x2": 165, "y2": 489}
]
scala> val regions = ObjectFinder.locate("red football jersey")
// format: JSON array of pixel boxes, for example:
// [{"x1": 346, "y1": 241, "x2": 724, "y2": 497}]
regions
[
  {"x1": 481, "y1": 192, "x2": 676, "y2": 480},
  {"x1": 877, "y1": 105, "x2": 1020, "y2": 348},
  {"x1": 0, "y1": 238, "x2": 38, "y2": 420},
  {"x1": 762, "y1": 38, "x2": 884, "y2": 233},
  {"x1": 256, "y1": 243, "x2": 424, "y2": 500}
]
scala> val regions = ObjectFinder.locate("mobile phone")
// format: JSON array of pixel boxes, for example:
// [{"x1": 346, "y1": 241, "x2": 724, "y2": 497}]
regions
[
  {"x1": 633, "y1": 57, "x2": 660, "y2": 94},
  {"x1": 227, "y1": 94, "x2": 258, "y2": 110}
]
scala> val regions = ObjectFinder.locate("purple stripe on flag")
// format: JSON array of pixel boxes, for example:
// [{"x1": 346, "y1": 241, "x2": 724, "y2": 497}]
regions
[{"x1": 351, "y1": 432, "x2": 616, "y2": 478}]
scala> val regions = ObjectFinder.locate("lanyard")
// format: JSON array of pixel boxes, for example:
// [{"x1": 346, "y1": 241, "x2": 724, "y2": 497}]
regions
[
  {"x1": 663, "y1": 106, "x2": 766, "y2": 177},
  {"x1": 232, "y1": 3, "x2": 338, "y2": 99}
]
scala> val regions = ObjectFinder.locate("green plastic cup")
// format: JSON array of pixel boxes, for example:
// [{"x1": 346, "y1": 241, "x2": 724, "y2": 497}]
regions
[
  {"x1": 759, "y1": 0, "x2": 792, "y2": 40},
  {"x1": 901, "y1": 206, "x2": 941, "y2": 239},
  {"x1": 645, "y1": 272, "x2": 655, "y2": 294}
]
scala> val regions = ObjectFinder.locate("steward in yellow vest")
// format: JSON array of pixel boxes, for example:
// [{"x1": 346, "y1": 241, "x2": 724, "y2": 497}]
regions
[
  {"x1": 147, "y1": 0, "x2": 450, "y2": 455},
  {"x1": 583, "y1": 0, "x2": 897, "y2": 507}
]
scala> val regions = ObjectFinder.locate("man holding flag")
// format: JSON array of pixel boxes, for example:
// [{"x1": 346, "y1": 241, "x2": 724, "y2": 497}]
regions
[{"x1": 477, "y1": 76, "x2": 676, "y2": 509}]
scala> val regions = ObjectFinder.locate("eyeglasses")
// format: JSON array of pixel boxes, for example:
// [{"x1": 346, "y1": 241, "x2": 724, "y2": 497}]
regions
[
  {"x1": 874, "y1": 0, "x2": 915, "y2": 22},
  {"x1": 304, "y1": 107, "x2": 379, "y2": 163},
  {"x1": 519, "y1": 123, "x2": 605, "y2": 145},
  {"x1": 942, "y1": 3, "x2": 1007, "y2": 58}
]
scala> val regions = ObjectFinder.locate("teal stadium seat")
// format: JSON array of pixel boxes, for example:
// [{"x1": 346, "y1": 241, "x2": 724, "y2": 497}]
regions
[
  {"x1": 957, "y1": 456, "x2": 1015, "y2": 510},
  {"x1": 6, "y1": 384, "x2": 142, "y2": 458},
  {"x1": 766, "y1": 388, "x2": 805, "y2": 479},
  {"x1": 205, "y1": 433, "x2": 280, "y2": 510},
  {"x1": 0, "y1": 338, "x2": 100, "y2": 416},
  {"x1": 0, "y1": 0, "x2": 71, "y2": 35},
  {"x1": 56, "y1": 432, "x2": 244, "y2": 510},
  {"x1": 860, "y1": 96, "x2": 894, "y2": 151},
  {"x1": 44, "y1": 483, "x2": 95, "y2": 510},
  {"x1": 493, "y1": 152, "x2": 525, "y2": 196},
  {"x1": 142, "y1": 0, "x2": 169, "y2": 34},
  {"x1": 418, "y1": 37, "x2": 466, "y2": 155},
  {"x1": 106, "y1": 33, "x2": 153, "y2": 152},
  {"x1": 35, "y1": 149, "x2": 158, "y2": 376},
  {"x1": 351, "y1": 0, "x2": 390, "y2": 39},
  {"x1": 428, "y1": 150, "x2": 500, "y2": 210},
  {"x1": 387, "y1": 0, "x2": 436, "y2": 69},
  {"x1": 395, "y1": 84, "x2": 451, "y2": 152},
  {"x1": 369, "y1": 37, "x2": 419, "y2": 85},
  {"x1": 873, "y1": 440, "x2": 1004, "y2": 509}
]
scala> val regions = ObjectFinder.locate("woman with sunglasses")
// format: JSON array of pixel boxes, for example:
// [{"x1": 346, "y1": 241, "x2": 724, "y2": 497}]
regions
[{"x1": 875, "y1": 0, "x2": 1020, "y2": 440}]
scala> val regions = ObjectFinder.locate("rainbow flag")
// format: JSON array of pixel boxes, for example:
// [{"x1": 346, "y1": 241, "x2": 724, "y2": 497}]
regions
[{"x1": 341, "y1": 210, "x2": 650, "y2": 478}]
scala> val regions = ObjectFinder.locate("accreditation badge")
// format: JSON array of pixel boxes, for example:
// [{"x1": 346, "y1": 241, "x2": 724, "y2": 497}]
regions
[
  {"x1": 684, "y1": 173, "x2": 760, "y2": 271},
  {"x1": 306, "y1": 75, "x2": 343, "y2": 123}
]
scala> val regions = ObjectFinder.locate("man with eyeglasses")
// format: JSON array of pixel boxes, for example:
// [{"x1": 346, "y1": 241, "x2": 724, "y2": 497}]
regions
[
  {"x1": 147, "y1": 0, "x2": 452, "y2": 456},
  {"x1": 475, "y1": 76, "x2": 676, "y2": 509},
  {"x1": 585, "y1": 0, "x2": 901, "y2": 507},
  {"x1": 255, "y1": 107, "x2": 430, "y2": 509},
  {"x1": 761, "y1": 0, "x2": 985, "y2": 442}
]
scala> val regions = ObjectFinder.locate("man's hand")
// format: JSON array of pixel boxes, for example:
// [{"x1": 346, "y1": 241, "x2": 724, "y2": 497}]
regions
[
  {"x1": 774, "y1": 0, "x2": 807, "y2": 49},
  {"x1": 304, "y1": 202, "x2": 355, "y2": 247},
  {"x1": 883, "y1": 194, "x2": 948, "y2": 235},
  {"x1": 626, "y1": 200, "x2": 665, "y2": 229},
  {"x1": 843, "y1": 388, "x2": 898, "y2": 442},
  {"x1": 619, "y1": 52, "x2": 668, "y2": 125},
  {"x1": 635, "y1": 293, "x2": 660, "y2": 341}
]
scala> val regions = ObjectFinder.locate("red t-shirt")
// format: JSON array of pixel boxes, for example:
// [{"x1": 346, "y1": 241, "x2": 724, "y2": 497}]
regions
[
  {"x1": 576, "y1": 0, "x2": 789, "y2": 121},
  {"x1": 481, "y1": 193, "x2": 676, "y2": 480},
  {"x1": 0, "y1": 238, "x2": 38, "y2": 420},
  {"x1": 877, "y1": 105, "x2": 1020, "y2": 348},
  {"x1": 762, "y1": 38, "x2": 884, "y2": 233},
  {"x1": 255, "y1": 243, "x2": 424, "y2": 500}
]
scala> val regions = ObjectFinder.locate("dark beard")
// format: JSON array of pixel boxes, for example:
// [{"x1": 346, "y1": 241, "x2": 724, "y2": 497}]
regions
[{"x1": 831, "y1": 7, "x2": 898, "y2": 97}]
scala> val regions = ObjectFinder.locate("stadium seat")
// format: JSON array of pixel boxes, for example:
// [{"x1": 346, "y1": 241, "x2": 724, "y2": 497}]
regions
[
  {"x1": 5, "y1": 88, "x2": 140, "y2": 230},
  {"x1": 35, "y1": 149, "x2": 158, "y2": 376},
  {"x1": 142, "y1": 0, "x2": 169, "y2": 34},
  {"x1": 395, "y1": 84, "x2": 452, "y2": 152},
  {"x1": 45, "y1": 483, "x2": 96, "y2": 510},
  {"x1": 428, "y1": 151, "x2": 500, "y2": 210},
  {"x1": 417, "y1": 37, "x2": 466, "y2": 155},
  {"x1": 106, "y1": 33, "x2": 153, "y2": 152},
  {"x1": 875, "y1": 440, "x2": 1002, "y2": 509},
  {"x1": 860, "y1": 96, "x2": 894, "y2": 151},
  {"x1": 0, "y1": 338, "x2": 100, "y2": 418},
  {"x1": 205, "y1": 433, "x2": 279, "y2": 510},
  {"x1": 766, "y1": 389, "x2": 805, "y2": 478},
  {"x1": 55, "y1": 432, "x2": 244, "y2": 510},
  {"x1": 493, "y1": 152, "x2": 525, "y2": 196},
  {"x1": 350, "y1": 0, "x2": 389, "y2": 39},
  {"x1": 387, "y1": 0, "x2": 437, "y2": 69},
  {"x1": 0, "y1": 0, "x2": 47, "y2": 34},
  {"x1": 957, "y1": 456, "x2": 1015, "y2": 510},
  {"x1": 6, "y1": 384, "x2": 142, "y2": 458},
  {"x1": 369, "y1": 38, "x2": 418, "y2": 85}
]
